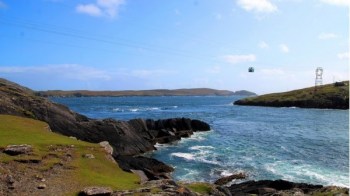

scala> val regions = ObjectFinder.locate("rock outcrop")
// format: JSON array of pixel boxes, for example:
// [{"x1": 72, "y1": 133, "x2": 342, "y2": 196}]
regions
[
  {"x1": 227, "y1": 179, "x2": 348, "y2": 195},
  {"x1": 0, "y1": 78, "x2": 210, "y2": 157}
]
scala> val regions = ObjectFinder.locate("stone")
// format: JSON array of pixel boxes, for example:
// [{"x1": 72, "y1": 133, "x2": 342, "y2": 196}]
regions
[
  {"x1": 4, "y1": 144, "x2": 32, "y2": 155},
  {"x1": 37, "y1": 183, "x2": 46, "y2": 189},
  {"x1": 131, "y1": 169, "x2": 149, "y2": 183},
  {"x1": 214, "y1": 173, "x2": 246, "y2": 185},
  {"x1": 99, "y1": 141, "x2": 113, "y2": 155},
  {"x1": 82, "y1": 154, "x2": 95, "y2": 159},
  {"x1": 80, "y1": 187, "x2": 113, "y2": 196}
]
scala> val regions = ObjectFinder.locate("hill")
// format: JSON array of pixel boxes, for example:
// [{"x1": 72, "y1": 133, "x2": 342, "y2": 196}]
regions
[
  {"x1": 36, "y1": 88, "x2": 256, "y2": 97},
  {"x1": 234, "y1": 81, "x2": 349, "y2": 109}
]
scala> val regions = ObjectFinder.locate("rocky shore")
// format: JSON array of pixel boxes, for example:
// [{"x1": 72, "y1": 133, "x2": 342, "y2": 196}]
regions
[{"x1": 0, "y1": 78, "x2": 348, "y2": 195}]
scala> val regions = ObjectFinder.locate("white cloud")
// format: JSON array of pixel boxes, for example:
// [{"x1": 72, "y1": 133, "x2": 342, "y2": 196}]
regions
[
  {"x1": 258, "y1": 41, "x2": 269, "y2": 49},
  {"x1": 237, "y1": 0, "x2": 278, "y2": 13},
  {"x1": 76, "y1": 0, "x2": 125, "y2": 18},
  {"x1": 0, "y1": 64, "x2": 111, "y2": 81},
  {"x1": 318, "y1": 32, "x2": 338, "y2": 40},
  {"x1": 76, "y1": 4, "x2": 102, "y2": 17},
  {"x1": 279, "y1": 44, "x2": 289, "y2": 53},
  {"x1": 222, "y1": 54, "x2": 256, "y2": 64},
  {"x1": 337, "y1": 52, "x2": 349, "y2": 60},
  {"x1": 320, "y1": 0, "x2": 350, "y2": 6}
]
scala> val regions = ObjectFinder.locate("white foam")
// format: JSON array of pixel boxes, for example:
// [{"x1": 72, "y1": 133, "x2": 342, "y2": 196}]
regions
[
  {"x1": 264, "y1": 161, "x2": 350, "y2": 188},
  {"x1": 190, "y1": 145, "x2": 215, "y2": 150},
  {"x1": 171, "y1": 153, "x2": 195, "y2": 161},
  {"x1": 130, "y1": 108, "x2": 139, "y2": 112}
]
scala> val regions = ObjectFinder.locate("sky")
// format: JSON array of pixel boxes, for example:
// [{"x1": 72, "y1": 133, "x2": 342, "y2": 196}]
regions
[{"x1": 0, "y1": 0, "x2": 348, "y2": 94}]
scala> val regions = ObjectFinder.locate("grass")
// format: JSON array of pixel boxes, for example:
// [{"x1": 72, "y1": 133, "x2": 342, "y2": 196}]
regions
[
  {"x1": 0, "y1": 114, "x2": 140, "y2": 195},
  {"x1": 183, "y1": 182, "x2": 214, "y2": 195}
]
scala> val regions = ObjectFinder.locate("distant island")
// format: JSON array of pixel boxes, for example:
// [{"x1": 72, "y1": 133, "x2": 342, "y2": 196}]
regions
[
  {"x1": 234, "y1": 81, "x2": 349, "y2": 109},
  {"x1": 36, "y1": 88, "x2": 257, "y2": 97}
]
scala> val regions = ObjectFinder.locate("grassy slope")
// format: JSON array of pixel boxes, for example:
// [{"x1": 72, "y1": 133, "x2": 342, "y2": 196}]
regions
[
  {"x1": 234, "y1": 81, "x2": 349, "y2": 109},
  {"x1": 0, "y1": 115, "x2": 140, "y2": 194}
]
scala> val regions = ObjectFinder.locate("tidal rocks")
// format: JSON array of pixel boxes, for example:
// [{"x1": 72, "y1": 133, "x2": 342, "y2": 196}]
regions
[
  {"x1": 4, "y1": 144, "x2": 32, "y2": 156},
  {"x1": 228, "y1": 179, "x2": 325, "y2": 195},
  {"x1": 214, "y1": 173, "x2": 246, "y2": 186}
]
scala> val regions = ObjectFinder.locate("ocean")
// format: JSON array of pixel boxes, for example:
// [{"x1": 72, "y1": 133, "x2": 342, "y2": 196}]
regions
[{"x1": 51, "y1": 96, "x2": 349, "y2": 187}]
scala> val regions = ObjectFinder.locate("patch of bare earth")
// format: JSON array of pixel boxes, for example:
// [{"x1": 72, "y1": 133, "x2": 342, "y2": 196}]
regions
[{"x1": 0, "y1": 145, "x2": 80, "y2": 196}]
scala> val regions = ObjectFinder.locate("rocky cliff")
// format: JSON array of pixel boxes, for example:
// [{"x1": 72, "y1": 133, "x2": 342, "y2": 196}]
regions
[{"x1": 0, "y1": 78, "x2": 210, "y2": 157}]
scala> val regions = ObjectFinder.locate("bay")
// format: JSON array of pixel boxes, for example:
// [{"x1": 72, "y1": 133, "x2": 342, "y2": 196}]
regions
[{"x1": 51, "y1": 96, "x2": 349, "y2": 187}]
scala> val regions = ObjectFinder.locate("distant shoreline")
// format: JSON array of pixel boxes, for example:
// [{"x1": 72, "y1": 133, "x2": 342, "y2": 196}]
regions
[{"x1": 36, "y1": 88, "x2": 257, "y2": 97}]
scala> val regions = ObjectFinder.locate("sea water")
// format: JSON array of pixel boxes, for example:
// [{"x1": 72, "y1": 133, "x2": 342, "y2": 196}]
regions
[{"x1": 51, "y1": 96, "x2": 349, "y2": 187}]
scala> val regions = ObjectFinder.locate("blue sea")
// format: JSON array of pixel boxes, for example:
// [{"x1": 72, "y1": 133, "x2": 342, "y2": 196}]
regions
[{"x1": 51, "y1": 96, "x2": 349, "y2": 187}]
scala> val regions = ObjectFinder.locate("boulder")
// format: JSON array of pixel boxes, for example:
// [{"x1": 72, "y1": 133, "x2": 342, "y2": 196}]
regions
[
  {"x1": 4, "y1": 144, "x2": 32, "y2": 156},
  {"x1": 115, "y1": 155, "x2": 174, "y2": 180}
]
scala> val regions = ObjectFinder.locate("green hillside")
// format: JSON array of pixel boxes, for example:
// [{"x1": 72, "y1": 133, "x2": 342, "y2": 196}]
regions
[
  {"x1": 0, "y1": 115, "x2": 139, "y2": 195},
  {"x1": 234, "y1": 81, "x2": 349, "y2": 109}
]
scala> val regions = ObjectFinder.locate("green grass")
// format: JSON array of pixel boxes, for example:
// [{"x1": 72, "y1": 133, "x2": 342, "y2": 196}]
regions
[
  {"x1": 184, "y1": 182, "x2": 214, "y2": 195},
  {"x1": 0, "y1": 114, "x2": 140, "y2": 194}
]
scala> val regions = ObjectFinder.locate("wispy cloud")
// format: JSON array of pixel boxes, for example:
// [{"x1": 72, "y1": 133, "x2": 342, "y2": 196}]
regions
[
  {"x1": 214, "y1": 13, "x2": 223, "y2": 20},
  {"x1": 174, "y1": 9, "x2": 181, "y2": 15},
  {"x1": 337, "y1": 52, "x2": 349, "y2": 60},
  {"x1": 318, "y1": 32, "x2": 338, "y2": 40},
  {"x1": 261, "y1": 68, "x2": 285, "y2": 75},
  {"x1": 320, "y1": 0, "x2": 350, "y2": 6},
  {"x1": 205, "y1": 66, "x2": 221, "y2": 74},
  {"x1": 76, "y1": 0, "x2": 125, "y2": 18},
  {"x1": 258, "y1": 41, "x2": 269, "y2": 49},
  {"x1": 76, "y1": 4, "x2": 102, "y2": 17},
  {"x1": 0, "y1": 64, "x2": 111, "y2": 81},
  {"x1": 222, "y1": 54, "x2": 256, "y2": 64},
  {"x1": 279, "y1": 44, "x2": 289, "y2": 53},
  {"x1": 237, "y1": 0, "x2": 278, "y2": 13},
  {"x1": 130, "y1": 69, "x2": 177, "y2": 78}
]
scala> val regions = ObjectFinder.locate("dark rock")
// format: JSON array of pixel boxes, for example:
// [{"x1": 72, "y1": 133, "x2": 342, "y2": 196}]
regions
[
  {"x1": 4, "y1": 144, "x2": 32, "y2": 156},
  {"x1": 214, "y1": 173, "x2": 246, "y2": 185},
  {"x1": 79, "y1": 187, "x2": 112, "y2": 196},
  {"x1": 37, "y1": 183, "x2": 46, "y2": 189},
  {"x1": 115, "y1": 155, "x2": 174, "y2": 180},
  {"x1": 228, "y1": 179, "x2": 324, "y2": 196}
]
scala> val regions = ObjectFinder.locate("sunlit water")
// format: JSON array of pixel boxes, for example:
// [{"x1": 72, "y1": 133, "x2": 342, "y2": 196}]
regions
[{"x1": 51, "y1": 96, "x2": 349, "y2": 187}]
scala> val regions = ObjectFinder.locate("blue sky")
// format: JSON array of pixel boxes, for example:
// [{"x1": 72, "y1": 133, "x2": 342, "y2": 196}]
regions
[{"x1": 0, "y1": 0, "x2": 348, "y2": 94}]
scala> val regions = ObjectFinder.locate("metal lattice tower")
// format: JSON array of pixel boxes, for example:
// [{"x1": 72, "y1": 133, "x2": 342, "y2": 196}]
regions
[{"x1": 314, "y1": 67, "x2": 323, "y2": 92}]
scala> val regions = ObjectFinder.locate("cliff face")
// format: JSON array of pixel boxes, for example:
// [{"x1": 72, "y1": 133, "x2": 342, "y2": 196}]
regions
[
  {"x1": 0, "y1": 78, "x2": 210, "y2": 156},
  {"x1": 234, "y1": 81, "x2": 349, "y2": 109}
]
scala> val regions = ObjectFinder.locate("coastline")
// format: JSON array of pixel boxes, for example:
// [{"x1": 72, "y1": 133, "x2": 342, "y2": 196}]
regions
[{"x1": 0, "y1": 78, "x2": 348, "y2": 195}]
